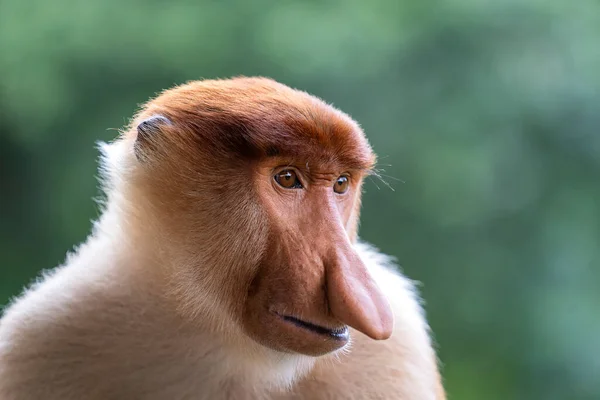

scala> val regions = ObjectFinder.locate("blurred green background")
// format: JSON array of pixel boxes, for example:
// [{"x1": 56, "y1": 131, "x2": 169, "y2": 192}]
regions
[{"x1": 1, "y1": 0, "x2": 599, "y2": 399}]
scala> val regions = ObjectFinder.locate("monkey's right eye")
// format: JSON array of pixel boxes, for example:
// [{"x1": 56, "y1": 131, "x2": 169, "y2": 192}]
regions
[{"x1": 274, "y1": 169, "x2": 303, "y2": 189}]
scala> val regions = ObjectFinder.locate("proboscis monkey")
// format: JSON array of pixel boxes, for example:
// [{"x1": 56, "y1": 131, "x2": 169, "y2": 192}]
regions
[{"x1": 0, "y1": 77, "x2": 445, "y2": 399}]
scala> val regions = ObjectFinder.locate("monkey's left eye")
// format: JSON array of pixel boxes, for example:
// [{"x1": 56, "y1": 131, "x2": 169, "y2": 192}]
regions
[
  {"x1": 334, "y1": 176, "x2": 350, "y2": 194},
  {"x1": 274, "y1": 169, "x2": 303, "y2": 189}
]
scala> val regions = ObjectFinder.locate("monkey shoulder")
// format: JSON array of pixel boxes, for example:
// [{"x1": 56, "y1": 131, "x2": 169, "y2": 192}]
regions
[
  {"x1": 0, "y1": 257, "x2": 221, "y2": 400},
  {"x1": 0, "y1": 262, "x2": 105, "y2": 396},
  {"x1": 0, "y1": 259, "x2": 156, "y2": 399}
]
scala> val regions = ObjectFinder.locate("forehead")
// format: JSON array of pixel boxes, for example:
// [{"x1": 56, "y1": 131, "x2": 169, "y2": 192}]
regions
[{"x1": 140, "y1": 77, "x2": 376, "y2": 171}]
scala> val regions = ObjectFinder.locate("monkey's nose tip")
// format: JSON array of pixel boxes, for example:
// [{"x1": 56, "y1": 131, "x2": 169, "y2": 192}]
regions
[
  {"x1": 326, "y1": 258, "x2": 395, "y2": 342},
  {"x1": 370, "y1": 310, "x2": 394, "y2": 340},
  {"x1": 361, "y1": 298, "x2": 394, "y2": 340}
]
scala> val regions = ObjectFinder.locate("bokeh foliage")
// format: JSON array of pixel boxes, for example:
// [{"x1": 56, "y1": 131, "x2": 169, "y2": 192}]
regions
[{"x1": 1, "y1": 0, "x2": 599, "y2": 398}]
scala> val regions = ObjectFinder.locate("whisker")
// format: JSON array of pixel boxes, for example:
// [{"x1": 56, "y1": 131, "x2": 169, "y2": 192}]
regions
[
  {"x1": 376, "y1": 175, "x2": 396, "y2": 192},
  {"x1": 378, "y1": 174, "x2": 404, "y2": 183},
  {"x1": 367, "y1": 175, "x2": 381, "y2": 190},
  {"x1": 369, "y1": 167, "x2": 397, "y2": 192}
]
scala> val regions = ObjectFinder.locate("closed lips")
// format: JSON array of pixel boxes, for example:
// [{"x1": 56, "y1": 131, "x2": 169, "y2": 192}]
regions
[{"x1": 277, "y1": 313, "x2": 349, "y2": 340}]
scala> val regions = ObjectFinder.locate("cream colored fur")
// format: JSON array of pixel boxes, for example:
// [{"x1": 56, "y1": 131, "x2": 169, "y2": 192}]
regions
[{"x1": 0, "y1": 139, "x2": 443, "y2": 399}]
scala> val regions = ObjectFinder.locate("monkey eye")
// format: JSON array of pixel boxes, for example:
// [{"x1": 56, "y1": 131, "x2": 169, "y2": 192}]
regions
[
  {"x1": 274, "y1": 169, "x2": 303, "y2": 189},
  {"x1": 334, "y1": 175, "x2": 350, "y2": 194}
]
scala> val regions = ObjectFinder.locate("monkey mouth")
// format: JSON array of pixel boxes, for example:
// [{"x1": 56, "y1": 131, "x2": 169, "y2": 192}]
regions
[{"x1": 276, "y1": 313, "x2": 349, "y2": 340}]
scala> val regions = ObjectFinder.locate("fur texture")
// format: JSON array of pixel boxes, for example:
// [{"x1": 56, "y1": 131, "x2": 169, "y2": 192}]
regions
[{"x1": 0, "y1": 77, "x2": 445, "y2": 399}]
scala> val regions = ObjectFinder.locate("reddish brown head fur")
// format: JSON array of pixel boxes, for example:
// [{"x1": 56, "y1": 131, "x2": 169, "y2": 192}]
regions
[{"x1": 120, "y1": 76, "x2": 393, "y2": 356}]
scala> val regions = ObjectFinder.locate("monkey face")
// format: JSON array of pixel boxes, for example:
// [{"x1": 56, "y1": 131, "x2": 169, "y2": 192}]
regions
[
  {"x1": 126, "y1": 77, "x2": 393, "y2": 358},
  {"x1": 242, "y1": 161, "x2": 393, "y2": 356}
]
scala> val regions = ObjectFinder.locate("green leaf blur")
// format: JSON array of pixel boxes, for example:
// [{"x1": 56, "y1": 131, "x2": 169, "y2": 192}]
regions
[{"x1": 1, "y1": 1, "x2": 599, "y2": 399}]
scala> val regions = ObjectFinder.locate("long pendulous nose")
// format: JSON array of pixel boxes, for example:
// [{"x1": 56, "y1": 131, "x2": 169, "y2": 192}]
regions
[{"x1": 325, "y1": 241, "x2": 394, "y2": 340}]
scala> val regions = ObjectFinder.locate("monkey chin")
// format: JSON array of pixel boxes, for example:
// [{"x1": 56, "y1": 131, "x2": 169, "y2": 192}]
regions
[{"x1": 242, "y1": 308, "x2": 350, "y2": 357}]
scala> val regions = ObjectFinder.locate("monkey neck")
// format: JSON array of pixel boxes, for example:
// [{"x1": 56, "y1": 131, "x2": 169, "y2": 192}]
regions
[{"x1": 78, "y1": 205, "x2": 318, "y2": 395}]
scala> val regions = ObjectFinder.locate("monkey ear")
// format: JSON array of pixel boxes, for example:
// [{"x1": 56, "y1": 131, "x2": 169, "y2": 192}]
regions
[{"x1": 134, "y1": 115, "x2": 172, "y2": 161}]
